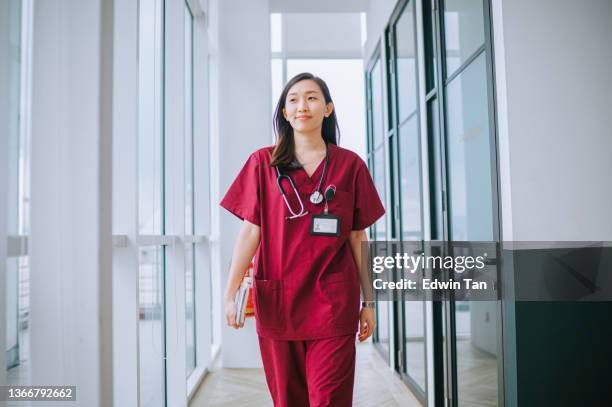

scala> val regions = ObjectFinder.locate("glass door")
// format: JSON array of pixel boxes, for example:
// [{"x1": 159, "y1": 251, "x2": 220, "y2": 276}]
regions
[
  {"x1": 366, "y1": 48, "x2": 392, "y2": 361},
  {"x1": 424, "y1": 0, "x2": 503, "y2": 405},
  {"x1": 386, "y1": 0, "x2": 428, "y2": 403}
]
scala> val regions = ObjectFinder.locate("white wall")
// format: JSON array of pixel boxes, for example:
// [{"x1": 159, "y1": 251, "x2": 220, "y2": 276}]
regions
[
  {"x1": 493, "y1": 0, "x2": 612, "y2": 241},
  {"x1": 211, "y1": 0, "x2": 272, "y2": 368}
]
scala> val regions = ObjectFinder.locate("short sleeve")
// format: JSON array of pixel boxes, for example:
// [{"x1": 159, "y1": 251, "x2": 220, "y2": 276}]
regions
[
  {"x1": 352, "y1": 161, "x2": 385, "y2": 231},
  {"x1": 219, "y1": 153, "x2": 261, "y2": 226}
]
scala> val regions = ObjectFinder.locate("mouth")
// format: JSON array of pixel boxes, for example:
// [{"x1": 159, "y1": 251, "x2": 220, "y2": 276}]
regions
[{"x1": 296, "y1": 116, "x2": 312, "y2": 120}]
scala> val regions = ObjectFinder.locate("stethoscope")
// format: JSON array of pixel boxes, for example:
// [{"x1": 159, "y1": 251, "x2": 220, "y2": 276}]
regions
[{"x1": 274, "y1": 144, "x2": 335, "y2": 219}]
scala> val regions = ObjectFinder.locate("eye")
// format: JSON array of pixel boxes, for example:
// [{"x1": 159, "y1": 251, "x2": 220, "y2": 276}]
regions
[
  {"x1": 288, "y1": 98, "x2": 296, "y2": 103},
  {"x1": 308, "y1": 96, "x2": 317, "y2": 100}
]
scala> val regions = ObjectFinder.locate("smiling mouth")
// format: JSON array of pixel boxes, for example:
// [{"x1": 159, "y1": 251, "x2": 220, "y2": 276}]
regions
[{"x1": 296, "y1": 116, "x2": 312, "y2": 120}]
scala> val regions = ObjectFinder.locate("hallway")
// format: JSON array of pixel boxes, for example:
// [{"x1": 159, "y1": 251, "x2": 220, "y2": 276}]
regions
[
  {"x1": 3, "y1": 0, "x2": 612, "y2": 406},
  {"x1": 190, "y1": 341, "x2": 420, "y2": 407}
]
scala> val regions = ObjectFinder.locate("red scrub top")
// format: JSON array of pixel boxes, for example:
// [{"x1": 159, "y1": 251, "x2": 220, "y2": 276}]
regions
[{"x1": 220, "y1": 142, "x2": 385, "y2": 340}]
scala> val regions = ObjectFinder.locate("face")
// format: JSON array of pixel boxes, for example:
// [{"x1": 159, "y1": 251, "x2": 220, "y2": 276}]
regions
[{"x1": 282, "y1": 79, "x2": 334, "y2": 133}]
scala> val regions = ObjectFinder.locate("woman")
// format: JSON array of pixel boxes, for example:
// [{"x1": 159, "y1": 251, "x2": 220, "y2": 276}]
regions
[{"x1": 220, "y1": 72, "x2": 385, "y2": 406}]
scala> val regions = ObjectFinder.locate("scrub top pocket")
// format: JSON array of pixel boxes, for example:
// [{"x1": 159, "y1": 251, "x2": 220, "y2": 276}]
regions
[
  {"x1": 253, "y1": 279, "x2": 286, "y2": 330},
  {"x1": 321, "y1": 273, "x2": 360, "y2": 329}
]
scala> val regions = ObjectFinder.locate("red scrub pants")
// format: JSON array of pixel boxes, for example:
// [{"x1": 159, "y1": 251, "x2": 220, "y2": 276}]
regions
[{"x1": 258, "y1": 334, "x2": 356, "y2": 407}]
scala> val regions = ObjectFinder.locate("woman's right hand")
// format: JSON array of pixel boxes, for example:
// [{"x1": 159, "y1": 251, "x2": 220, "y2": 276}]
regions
[{"x1": 224, "y1": 297, "x2": 242, "y2": 329}]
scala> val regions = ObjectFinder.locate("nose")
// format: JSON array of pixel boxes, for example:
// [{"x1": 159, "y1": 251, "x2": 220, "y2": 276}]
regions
[{"x1": 297, "y1": 97, "x2": 309, "y2": 112}]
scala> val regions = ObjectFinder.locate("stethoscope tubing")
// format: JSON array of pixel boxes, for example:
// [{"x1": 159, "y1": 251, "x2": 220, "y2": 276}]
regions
[{"x1": 274, "y1": 144, "x2": 329, "y2": 219}]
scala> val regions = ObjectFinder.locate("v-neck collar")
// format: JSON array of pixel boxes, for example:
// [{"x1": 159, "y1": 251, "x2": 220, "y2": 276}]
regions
[{"x1": 298, "y1": 142, "x2": 332, "y2": 185}]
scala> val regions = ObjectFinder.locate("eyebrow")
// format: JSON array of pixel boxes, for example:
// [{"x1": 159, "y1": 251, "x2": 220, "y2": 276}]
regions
[{"x1": 287, "y1": 90, "x2": 320, "y2": 96}]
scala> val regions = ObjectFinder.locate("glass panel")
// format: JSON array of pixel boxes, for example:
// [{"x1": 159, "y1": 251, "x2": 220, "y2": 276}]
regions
[
  {"x1": 286, "y1": 59, "x2": 366, "y2": 157},
  {"x1": 138, "y1": 0, "x2": 164, "y2": 236},
  {"x1": 454, "y1": 301, "x2": 498, "y2": 406},
  {"x1": 445, "y1": 54, "x2": 498, "y2": 406},
  {"x1": 398, "y1": 114, "x2": 426, "y2": 391},
  {"x1": 6, "y1": 0, "x2": 22, "y2": 377},
  {"x1": 138, "y1": 1, "x2": 166, "y2": 405},
  {"x1": 185, "y1": 243, "x2": 196, "y2": 375},
  {"x1": 398, "y1": 116, "x2": 421, "y2": 240},
  {"x1": 445, "y1": 54, "x2": 493, "y2": 241},
  {"x1": 395, "y1": 1, "x2": 418, "y2": 121},
  {"x1": 184, "y1": 6, "x2": 194, "y2": 237},
  {"x1": 376, "y1": 292, "x2": 390, "y2": 357},
  {"x1": 404, "y1": 300, "x2": 426, "y2": 389},
  {"x1": 372, "y1": 147, "x2": 387, "y2": 240},
  {"x1": 443, "y1": 0, "x2": 484, "y2": 76},
  {"x1": 372, "y1": 149, "x2": 389, "y2": 356},
  {"x1": 138, "y1": 247, "x2": 166, "y2": 407},
  {"x1": 184, "y1": 5, "x2": 196, "y2": 377},
  {"x1": 6, "y1": 0, "x2": 31, "y2": 386},
  {"x1": 371, "y1": 59, "x2": 384, "y2": 149}
]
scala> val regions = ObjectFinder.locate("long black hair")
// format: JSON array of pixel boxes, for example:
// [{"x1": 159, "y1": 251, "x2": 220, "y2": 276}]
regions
[{"x1": 270, "y1": 72, "x2": 340, "y2": 167}]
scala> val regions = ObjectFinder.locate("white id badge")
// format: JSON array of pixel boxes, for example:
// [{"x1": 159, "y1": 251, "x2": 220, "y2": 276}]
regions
[{"x1": 310, "y1": 214, "x2": 341, "y2": 236}]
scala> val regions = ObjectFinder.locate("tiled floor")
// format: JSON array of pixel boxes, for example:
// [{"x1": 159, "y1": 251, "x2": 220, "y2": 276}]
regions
[{"x1": 190, "y1": 339, "x2": 421, "y2": 407}]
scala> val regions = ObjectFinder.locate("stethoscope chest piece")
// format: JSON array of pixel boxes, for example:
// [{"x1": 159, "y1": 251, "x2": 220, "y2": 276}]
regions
[{"x1": 310, "y1": 190, "x2": 324, "y2": 205}]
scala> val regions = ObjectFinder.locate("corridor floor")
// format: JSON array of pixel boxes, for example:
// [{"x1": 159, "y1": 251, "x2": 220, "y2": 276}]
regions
[{"x1": 190, "y1": 339, "x2": 421, "y2": 407}]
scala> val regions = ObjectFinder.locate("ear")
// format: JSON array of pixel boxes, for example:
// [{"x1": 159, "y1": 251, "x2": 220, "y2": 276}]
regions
[
  {"x1": 282, "y1": 107, "x2": 288, "y2": 120},
  {"x1": 324, "y1": 102, "x2": 334, "y2": 118}
]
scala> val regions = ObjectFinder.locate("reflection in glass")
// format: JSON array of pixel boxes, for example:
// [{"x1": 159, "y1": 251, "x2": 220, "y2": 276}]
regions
[
  {"x1": 371, "y1": 59, "x2": 384, "y2": 149},
  {"x1": 395, "y1": 1, "x2": 418, "y2": 121},
  {"x1": 443, "y1": 0, "x2": 484, "y2": 76},
  {"x1": 403, "y1": 300, "x2": 426, "y2": 389},
  {"x1": 454, "y1": 301, "x2": 498, "y2": 406},
  {"x1": 184, "y1": 4, "x2": 196, "y2": 377},
  {"x1": 138, "y1": 247, "x2": 166, "y2": 407},
  {"x1": 138, "y1": 0, "x2": 164, "y2": 236},
  {"x1": 445, "y1": 54, "x2": 493, "y2": 242}
]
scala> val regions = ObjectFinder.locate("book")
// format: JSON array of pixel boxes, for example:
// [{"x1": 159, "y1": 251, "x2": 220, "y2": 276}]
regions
[{"x1": 235, "y1": 267, "x2": 253, "y2": 326}]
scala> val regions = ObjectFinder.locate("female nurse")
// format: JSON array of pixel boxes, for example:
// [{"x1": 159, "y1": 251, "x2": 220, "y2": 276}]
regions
[{"x1": 220, "y1": 72, "x2": 385, "y2": 407}]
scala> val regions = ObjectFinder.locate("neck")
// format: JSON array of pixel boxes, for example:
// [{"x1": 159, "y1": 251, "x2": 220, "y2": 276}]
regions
[{"x1": 293, "y1": 130, "x2": 326, "y2": 154}]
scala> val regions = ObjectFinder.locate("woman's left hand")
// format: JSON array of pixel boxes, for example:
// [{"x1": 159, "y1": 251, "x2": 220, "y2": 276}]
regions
[{"x1": 358, "y1": 307, "x2": 376, "y2": 342}]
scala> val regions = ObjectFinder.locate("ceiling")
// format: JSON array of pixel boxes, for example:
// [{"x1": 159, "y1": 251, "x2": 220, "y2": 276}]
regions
[{"x1": 269, "y1": 0, "x2": 368, "y2": 13}]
